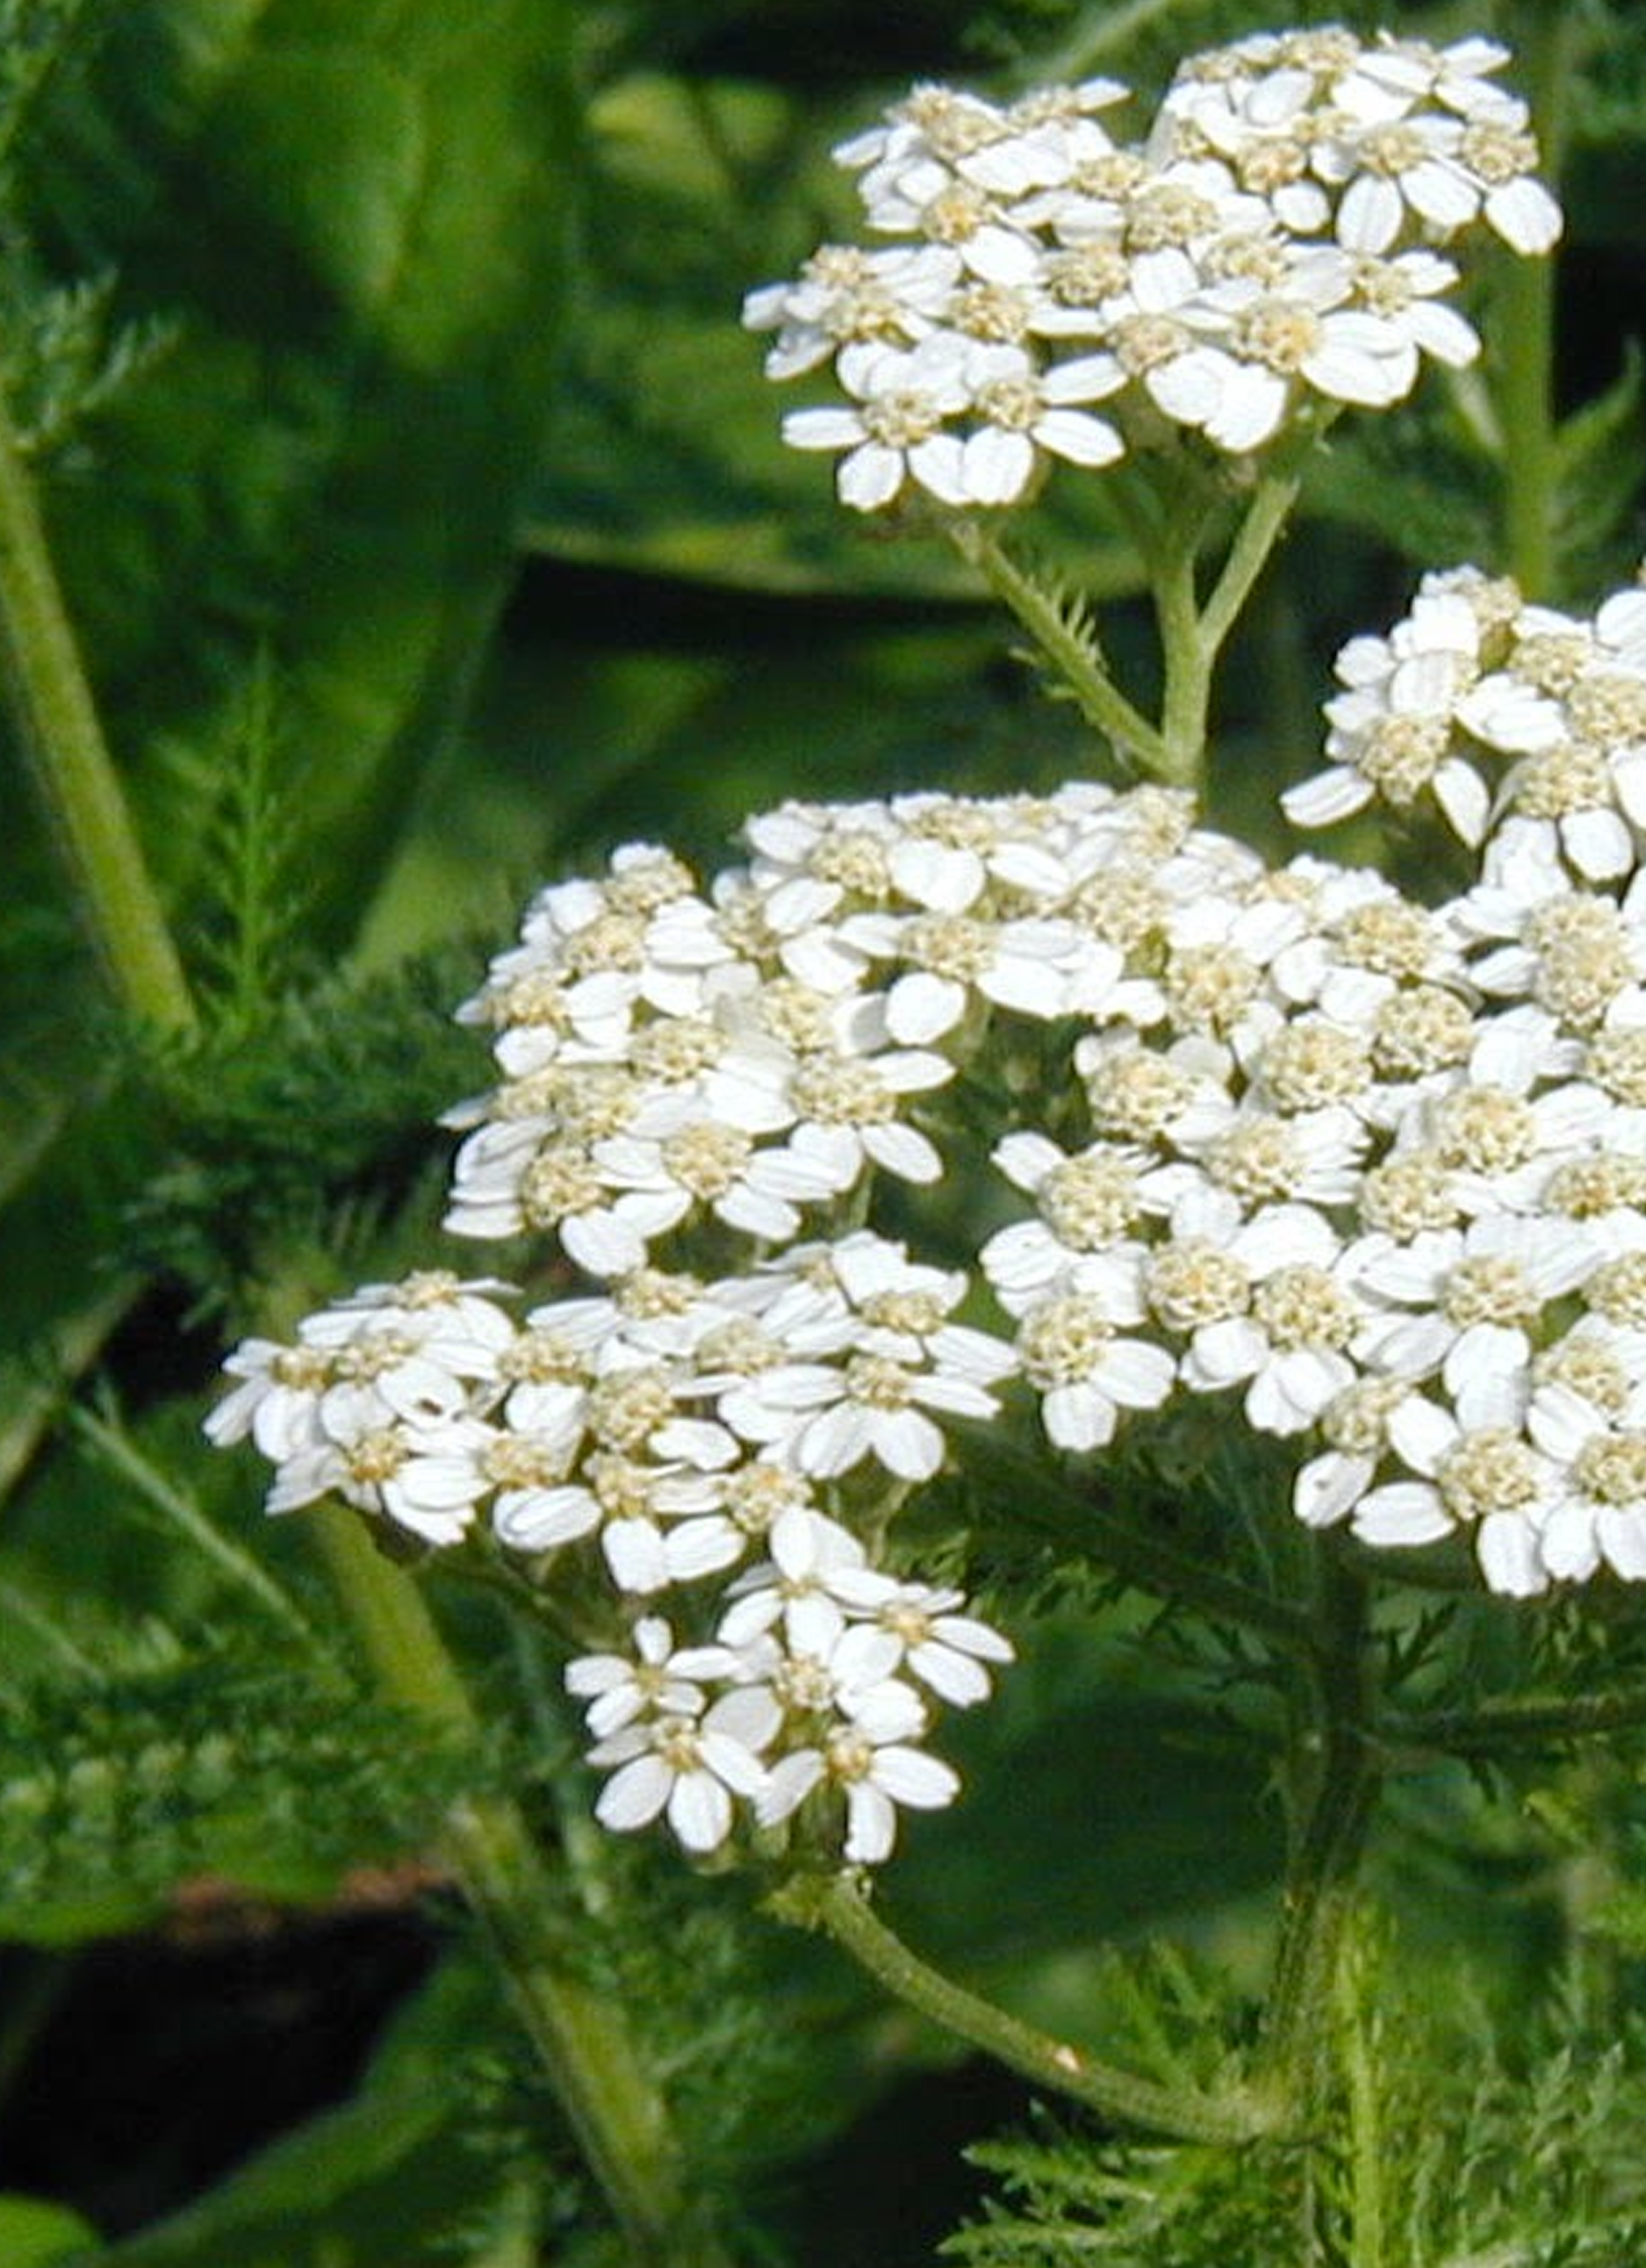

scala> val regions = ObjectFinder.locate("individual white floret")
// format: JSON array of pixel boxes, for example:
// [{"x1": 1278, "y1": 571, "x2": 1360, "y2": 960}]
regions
[
  {"x1": 1353, "y1": 1213, "x2": 1599, "y2": 1394},
  {"x1": 742, "y1": 242, "x2": 964, "y2": 378},
  {"x1": 782, "y1": 336, "x2": 974, "y2": 511},
  {"x1": 757, "y1": 1716, "x2": 960, "y2": 1864},
  {"x1": 585, "y1": 1682, "x2": 780, "y2": 1855},
  {"x1": 1350, "y1": 1368, "x2": 1552, "y2": 1595},
  {"x1": 565, "y1": 1616, "x2": 743, "y2": 1739}
]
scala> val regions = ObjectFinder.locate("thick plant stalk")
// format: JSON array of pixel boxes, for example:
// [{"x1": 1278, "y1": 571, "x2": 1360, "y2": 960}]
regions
[
  {"x1": 311, "y1": 1506, "x2": 730, "y2": 2268},
  {"x1": 0, "y1": 385, "x2": 194, "y2": 1032}
]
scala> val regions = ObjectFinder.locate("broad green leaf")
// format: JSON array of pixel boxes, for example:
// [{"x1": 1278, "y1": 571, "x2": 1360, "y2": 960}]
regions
[
  {"x1": 0, "y1": 2197, "x2": 100, "y2": 2267},
  {"x1": 20, "y1": 0, "x2": 579, "y2": 943}
]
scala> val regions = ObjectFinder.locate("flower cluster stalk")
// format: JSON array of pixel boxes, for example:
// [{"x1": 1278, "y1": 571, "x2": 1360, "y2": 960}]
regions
[{"x1": 781, "y1": 1872, "x2": 1277, "y2": 2146}]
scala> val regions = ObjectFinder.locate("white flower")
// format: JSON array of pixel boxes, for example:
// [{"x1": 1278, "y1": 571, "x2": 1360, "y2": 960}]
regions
[
  {"x1": 586, "y1": 1683, "x2": 779, "y2": 1854},
  {"x1": 952, "y1": 342, "x2": 1125, "y2": 500},
  {"x1": 566, "y1": 1617, "x2": 741, "y2": 1739},
  {"x1": 758, "y1": 1718, "x2": 960, "y2": 1863},
  {"x1": 1354, "y1": 1213, "x2": 1598, "y2": 1392},
  {"x1": 1351, "y1": 1369, "x2": 1553, "y2": 1595},
  {"x1": 781, "y1": 336, "x2": 973, "y2": 509},
  {"x1": 1527, "y1": 1384, "x2": 1646, "y2": 1583},
  {"x1": 1014, "y1": 1285, "x2": 1175, "y2": 1451},
  {"x1": 720, "y1": 1335, "x2": 1004, "y2": 1482},
  {"x1": 826, "y1": 1579, "x2": 1015, "y2": 1707}
]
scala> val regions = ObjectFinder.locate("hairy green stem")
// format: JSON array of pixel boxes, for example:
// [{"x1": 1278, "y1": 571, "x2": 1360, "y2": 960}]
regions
[
  {"x1": 310, "y1": 1507, "x2": 728, "y2": 2268},
  {"x1": 966, "y1": 1429, "x2": 1315, "y2": 1655},
  {"x1": 779, "y1": 1873, "x2": 1277, "y2": 2145},
  {"x1": 1494, "y1": 4, "x2": 1582, "y2": 598},
  {"x1": 945, "y1": 518, "x2": 1175, "y2": 778},
  {"x1": 1387, "y1": 1684, "x2": 1646, "y2": 1758},
  {"x1": 1335, "y1": 1937, "x2": 1384, "y2": 2268},
  {"x1": 0, "y1": 384, "x2": 194, "y2": 1031},
  {"x1": 1259, "y1": 1549, "x2": 1380, "y2": 2123}
]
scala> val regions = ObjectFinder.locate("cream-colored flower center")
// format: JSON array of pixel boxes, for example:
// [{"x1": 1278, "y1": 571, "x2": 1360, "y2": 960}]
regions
[
  {"x1": 1146, "y1": 1240, "x2": 1250, "y2": 1330},
  {"x1": 862, "y1": 1288, "x2": 950, "y2": 1337},
  {"x1": 346, "y1": 1429, "x2": 406, "y2": 1486},
  {"x1": 1017, "y1": 1293, "x2": 1118, "y2": 1385},
  {"x1": 1533, "y1": 1336, "x2": 1628, "y2": 1415},
  {"x1": 791, "y1": 1055, "x2": 898, "y2": 1127},
  {"x1": 1261, "y1": 1020, "x2": 1373, "y2": 1110},
  {"x1": 485, "y1": 1435, "x2": 567, "y2": 1490},
  {"x1": 1373, "y1": 985, "x2": 1475, "y2": 1076},
  {"x1": 722, "y1": 1462, "x2": 809, "y2": 1535},
  {"x1": 588, "y1": 1366, "x2": 675, "y2": 1451},
  {"x1": 1586, "y1": 1255, "x2": 1646, "y2": 1327},
  {"x1": 862, "y1": 389, "x2": 950, "y2": 449},
  {"x1": 500, "y1": 1328, "x2": 587, "y2": 1386},
  {"x1": 661, "y1": 1121, "x2": 754, "y2": 1199},
  {"x1": 521, "y1": 1143, "x2": 604, "y2": 1225},
  {"x1": 1458, "y1": 119, "x2": 1538, "y2": 188},
  {"x1": 1233, "y1": 299, "x2": 1322, "y2": 375},
  {"x1": 564, "y1": 910, "x2": 647, "y2": 976},
  {"x1": 1358, "y1": 1151, "x2": 1459, "y2": 1237},
  {"x1": 1437, "y1": 1428, "x2": 1540, "y2": 1523},
  {"x1": 1323, "y1": 1378, "x2": 1406, "y2": 1456},
  {"x1": 1336, "y1": 899, "x2": 1437, "y2": 976},
  {"x1": 954, "y1": 283, "x2": 1034, "y2": 342},
  {"x1": 1443, "y1": 1254, "x2": 1535, "y2": 1329},
  {"x1": 1586, "y1": 1028, "x2": 1646, "y2": 1106},
  {"x1": 1575, "y1": 1432, "x2": 1646, "y2": 1508},
  {"x1": 844, "y1": 1352, "x2": 916, "y2": 1409},
  {"x1": 1565, "y1": 670, "x2": 1646, "y2": 745},
  {"x1": 1041, "y1": 1152, "x2": 1140, "y2": 1246},
  {"x1": 1434, "y1": 1086, "x2": 1535, "y2": 1173},
  {"x1": 1254, "y1": 1265, "x2": 1356, "y2": 1350},
  {"x1": 1206, "y1": 1114, "x2": 1304, "y2": 1203},
  {"x1": 605, "y1": 853, "x2": 695, "y2": 918},
  {"x1": 1355, "y1": 715, "x2": 1450, "y2": 803},
  {"x1": 1166, "y1": 944, "x2": 1261, "y2": 1034},
  {"x1": 903, "y1": 911, "x2": 997, "y2": 982},
  {"x1": 630, "y1": 1018, "x2": 725, "y2": 1085}
]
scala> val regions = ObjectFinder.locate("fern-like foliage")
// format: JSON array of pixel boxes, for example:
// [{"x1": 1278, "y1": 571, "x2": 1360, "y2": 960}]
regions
[
  {"x1": 0, "y1": 1649, "x2": 499, "y2": 1941},
  {"x1": 947, "y1": 1995, "x2": 1646, "y2": 2265},
  {"x1": 117, "y1": 936, "x2": 498, "y2": 1314}
]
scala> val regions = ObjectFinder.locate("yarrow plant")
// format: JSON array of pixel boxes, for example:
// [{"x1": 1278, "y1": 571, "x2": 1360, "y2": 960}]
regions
[{"x1": 181, "y1": 16, "x2": 1646, "y2": 2264}]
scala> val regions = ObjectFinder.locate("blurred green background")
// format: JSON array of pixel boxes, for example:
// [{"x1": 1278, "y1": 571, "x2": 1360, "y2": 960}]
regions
[{"x1": 0, "y1": 0, "x2": 1643, "y2": 2261}]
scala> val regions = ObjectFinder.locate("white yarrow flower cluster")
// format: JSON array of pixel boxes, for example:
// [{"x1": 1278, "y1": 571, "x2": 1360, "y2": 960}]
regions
[{"x1": 747, "y1": 26, "x2": 1557, "y2": 508}]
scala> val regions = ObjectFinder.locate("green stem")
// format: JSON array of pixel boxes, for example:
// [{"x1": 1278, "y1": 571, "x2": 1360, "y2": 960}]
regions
[
  {"x1": 1386, "y1": 1684, "x2": 1646, "y2": 1758},
  {"x1": 967, "y1": 1429, "x2": 1316, "y2": 1655},
  {"x1": 945, "y1": 518, "x2": 1175, "y2": 779},
  {"x1": 1152, "y1": 506, "x2": 1208, "y2": 787},
  {"x1": 310, "y1": 1507, "x2": 728, "y2": 2268},
  {"x1": 778, "y1": 1873, "x2": 1277, "y2": 2146},
  {"x1": 0, "y1": 384, "x2": 194, "y2": 1031},
  {"x1": 1258, "y1": 1548, "x2": 1379, "y2": 2123},
  {"x1": 1494, "y1": 3, "x2": 1582, "y2": 598},
  {"x1": 1335, "y1": 1935, "x2": 1384, "y2": 2268}
]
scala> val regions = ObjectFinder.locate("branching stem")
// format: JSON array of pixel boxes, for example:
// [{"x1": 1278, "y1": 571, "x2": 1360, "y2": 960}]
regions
[
  {"x1": 945, "y1": 516, "x2": 1175, "y2": 776},
  {"x1": 778, "y1": 1872, "x2": 1278, "y2": 2145}
]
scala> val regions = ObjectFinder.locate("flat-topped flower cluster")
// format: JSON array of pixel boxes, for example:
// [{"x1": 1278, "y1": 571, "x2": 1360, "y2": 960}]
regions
[
  {"x1": 212, "y1": 556, "x2": 1646, "y2": 1856},
  {"x1": 747, "y1": 25, "x2": 1558, "y2": 507}
]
